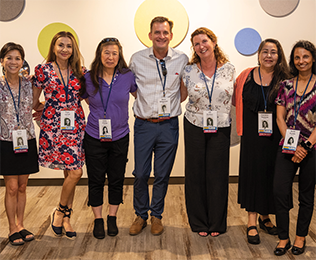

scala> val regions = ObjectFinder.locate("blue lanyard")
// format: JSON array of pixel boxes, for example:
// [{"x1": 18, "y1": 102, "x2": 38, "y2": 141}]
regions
[
  {"x1": 5, "y1": 77, "x2": 21, "y2": 126},
  {"x1": 55, "y1": 61, "x2": 70, "y2": 103},
  {"x1": 258, "y1": 67, "x2": 270, "y2": 112},
  {"x1": 201, "y1": 63, "x2": 217, "y2": 109},
  {"x1": 99, "y1": 70, "x2": 116, "y2": 118},
  {"x1": 156, "y1": 59, "x2": 166, "y2": 97},
  {"x1": 293, "y1": 73, "x2": 313, "y2": 128}
]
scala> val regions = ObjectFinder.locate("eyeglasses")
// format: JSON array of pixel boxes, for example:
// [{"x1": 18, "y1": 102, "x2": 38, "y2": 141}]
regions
[
  {"x1": 101, "y1": 38, "x2": 119, "y2": 43},
  {"x1": 160, "y1": 59, "x2": 167, "y2": 76}
]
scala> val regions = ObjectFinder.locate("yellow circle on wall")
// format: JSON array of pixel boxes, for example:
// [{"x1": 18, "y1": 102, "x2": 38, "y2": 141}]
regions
[
  {"x1": 134, "y1": 0, "x2": 189, "y2": 48},
  {"x1": 37, "y1": 23, "x2": 79, "y2": 59}
]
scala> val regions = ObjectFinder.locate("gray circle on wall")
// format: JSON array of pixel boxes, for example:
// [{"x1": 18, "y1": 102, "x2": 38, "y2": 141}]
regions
[
  {"x1": 0, "y1": 0, "x2": 25, "y2": 22},
  {"x1": 259, "y1": 0, "x2": 300, "y2": 17}
]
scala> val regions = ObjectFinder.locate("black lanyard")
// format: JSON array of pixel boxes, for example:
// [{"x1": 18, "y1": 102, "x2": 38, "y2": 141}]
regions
[
  {"x1": 99, "y1": 70, "x2": 116, "y2": 118},
  {"x1": 5, "y1": 77, "x2": 21, "y2": 126},
  {"x1": 156, "y1": 59, "x2": 167, "y2": 97},
  {"x1": 55, "y1": 61, "x2": 70, "y2": 103},
  {"x1": 201, "y1": 63, "x2": 217, "y2": 109},
  {"x1": 258, "y1": 67, "x2": 270, "y2": 112},
  {"x1": 293, "y1": 73, "x2": 313, "y2": 128}
]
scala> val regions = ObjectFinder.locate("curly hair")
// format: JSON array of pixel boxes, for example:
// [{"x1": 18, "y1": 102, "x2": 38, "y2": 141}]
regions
[
  {"x1": 188, "y1": 27, "x2": 228, "y2": 65},
  {"x1": 289, "y1": 40, "x2": 316, "y2": 77}
]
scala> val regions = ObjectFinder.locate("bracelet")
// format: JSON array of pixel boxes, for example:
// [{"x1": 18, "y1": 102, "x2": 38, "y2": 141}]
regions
[{"x1": 300, "y1": 141, "x2": 313, "y2": 152}]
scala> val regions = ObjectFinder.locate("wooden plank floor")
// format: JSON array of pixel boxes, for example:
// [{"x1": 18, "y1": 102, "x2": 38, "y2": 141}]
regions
[{"x1": 0, "y1": 183, "x2": 315, "y2": 260}]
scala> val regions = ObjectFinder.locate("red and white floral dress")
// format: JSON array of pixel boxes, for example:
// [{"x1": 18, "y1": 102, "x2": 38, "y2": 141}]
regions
[{"x1": 33, "y1": 62, "x2": 86, "y2": 170}]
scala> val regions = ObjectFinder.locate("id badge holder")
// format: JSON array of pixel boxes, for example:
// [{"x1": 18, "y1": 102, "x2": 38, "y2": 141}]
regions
[
  {"x1": 158, "y1": 97, "x2": 171, "y2": 119},
  {"x1": 258, "y1": 111, "x2": 273, "y2": 136},
  {"x1": 282, "y1": 129, "x2": 300, "y2": 154},
  {"x1": 12, "y1": 129, "x2": 28, "y2": 153},
  {"x1": 99, "y1": 119, "x2": 112, "y2": 142},
  {"x1": 203, "y1": 110, "x2": 217, "y2": 133},
  {"x1": 60, "y1": 109, "x2": 75, "y2": 133}
]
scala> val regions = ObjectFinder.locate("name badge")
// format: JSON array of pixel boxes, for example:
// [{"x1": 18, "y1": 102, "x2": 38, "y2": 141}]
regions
[
  {"x1": 158, "y1": 97, "x2": 170, "y2": 119},
  {"x1": 61, "y1": 110, "x2": 75, "y2": 133},
  {"x1": 12, "y1": 129, "x2": 28, "y2": 153},
  {"x1": 99, "y1": 119, "x2": 112, "y2": 142},
  {"x1": 203, "y1": 110, "x2": 217, "y2": 133},
  {"x1": 282, "y1": 129, "x2": 300, "y2": 154},
  {"x1": 258, "y1": 111, "x2": 273, "y2": 136}
]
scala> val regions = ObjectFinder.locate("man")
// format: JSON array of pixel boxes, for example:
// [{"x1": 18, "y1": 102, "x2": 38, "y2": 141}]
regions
[{"x1": 129, "y1": 16, "x2": 188, "y2": 236}]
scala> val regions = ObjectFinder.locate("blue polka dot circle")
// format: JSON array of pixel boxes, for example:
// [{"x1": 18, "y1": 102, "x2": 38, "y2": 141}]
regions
[{"x1": 234, "y1": 28, "x2": 262, "y2": 56}]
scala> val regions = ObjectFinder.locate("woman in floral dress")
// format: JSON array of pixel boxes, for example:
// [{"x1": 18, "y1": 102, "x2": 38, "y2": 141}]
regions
[{"x1": 33, "y1": 31, "x2": 86, "y2": 240}]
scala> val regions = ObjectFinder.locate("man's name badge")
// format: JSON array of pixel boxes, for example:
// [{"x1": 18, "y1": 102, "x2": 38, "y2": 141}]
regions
[
  {"x1": 12, "y1": 129, "x2": 28, "y2": 153},
  {"x1": 282, "y1": 129, "x2": 300, "y2": 154},
  {"x1": 258, "y1": 111, "x2": 273, "y2": 136},
  {"x1": 99, "y1": 119, "x2": 112, "y2": 142},
  {"x1": 158, "y1": 97, "x2": 170, "y2": 119},
  {"x1": 203, "y1": 110, "x2": 217, "y2": 133},
  {"x1": 61, "y1": 110, "x2": 75, "y2": 133}
]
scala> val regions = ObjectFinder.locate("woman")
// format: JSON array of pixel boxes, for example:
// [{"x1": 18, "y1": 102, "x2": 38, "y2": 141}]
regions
[
  {"x1": 233, "y1": 39, "x2": 290, "y2": 244},
  {"x1": 82, "y1": 38, "x2": 137, "y2": 239},
  {"x1": 0, "y1": 42, "x2": 39, "y2": 245},
  {"x1": 273, "y1": 40, "x2": 316, "y2": 256},
  {"x1": 33, "y1": 31, "x2": 86, "y2": 240},
  {"x1": 182, "y1": 27, "x2": 235, "y2": 237}
]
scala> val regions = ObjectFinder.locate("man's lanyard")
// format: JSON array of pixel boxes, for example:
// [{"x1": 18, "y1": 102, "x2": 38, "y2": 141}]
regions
[
  {"x1": 56, "y1": 61, "x2": 70, "y2": 103},
  {"x1": 258, "y1": 67, "x2": 270, "y2": 112},
  {"x1": 293, "y1": 73, "x2": 313, "y2": 128},
  {"x1": 99, "y1": 70, "x2": 116, "y2": 118},
  {"x1": 201, "y1": 63, "x2": 217, "y2": 109},
  {"x1": 5, "y1": 77, "x2": 21, "y2": 126},
  {"x1": 156, "y1": 59, "x2": 167, "y2": 97}
]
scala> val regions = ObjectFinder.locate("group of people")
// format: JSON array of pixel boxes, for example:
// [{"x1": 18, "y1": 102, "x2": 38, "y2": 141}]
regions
[{"x1": 0, "y1": 16, "x2": 315, "y2": 257}]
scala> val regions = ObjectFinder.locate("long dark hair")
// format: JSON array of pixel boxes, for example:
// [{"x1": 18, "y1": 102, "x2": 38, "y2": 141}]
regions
[
  {"x1": 289, "y1": 40, "x2": 316, "y2": 77},
  {"x1": 257, "y1": 38, "x2": 290, "y2": 103},
  {"x1": 46, "y1": 31, "x2": 85, "y2": 95},
  {"x1": 87, "y1": 38, "x2": 129, "y2": 95}
]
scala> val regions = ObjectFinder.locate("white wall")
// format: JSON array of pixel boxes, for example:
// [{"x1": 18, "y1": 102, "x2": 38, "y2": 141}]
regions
[{"x1": 1, "y1": 0, "x2": 315, "y2": 179}]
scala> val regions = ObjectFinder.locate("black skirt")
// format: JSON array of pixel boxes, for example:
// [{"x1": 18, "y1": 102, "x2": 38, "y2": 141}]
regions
[{"x1": 1, "y1": 138, "x2": 39, "y2": 175}]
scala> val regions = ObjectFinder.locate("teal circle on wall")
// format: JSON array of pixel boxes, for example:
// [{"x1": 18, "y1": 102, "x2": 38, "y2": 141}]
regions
[
  {"x1": 0, "y1": 0, "x2": 25, "y2": 21},
  {"x1": 234, "y1": 28, "x2": 262, "y2": 56}
]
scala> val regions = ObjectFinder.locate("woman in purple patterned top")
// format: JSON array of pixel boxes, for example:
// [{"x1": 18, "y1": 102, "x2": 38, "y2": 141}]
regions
[{"x1": 273, "y1": 40, "x2": 316, "y2": 256}]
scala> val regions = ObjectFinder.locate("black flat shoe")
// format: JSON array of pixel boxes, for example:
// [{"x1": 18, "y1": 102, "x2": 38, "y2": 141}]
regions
[
  {"x1": 107, "y1": 215, "x2": 118, "y2": 236},
  {"x1": 247, "y1": 226, "x2": 260, "y2": 244},
  {"x1": 259, "y1": 217, "x2": 278, "y2": 235},
  {"x1": 93, "y1": 218, "x2": 105, "y2": 239},
  {"x1": 291, "y1": 240, "x2": 306, "y2": 255},
  {"x1": 274, "y1": 240, "x2": 291, "y2": 256}
]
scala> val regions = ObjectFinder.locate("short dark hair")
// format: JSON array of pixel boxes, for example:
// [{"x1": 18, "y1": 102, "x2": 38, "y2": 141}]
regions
[
  {"x1": 0, "y1": 42, "x2": 25, "y2": 61},
  {"x1": 150, "y1": 16, "x2": 173, "y2": 33},
  {"x1": 289, "y1": 40, "x2": 316, "y2": 76}
]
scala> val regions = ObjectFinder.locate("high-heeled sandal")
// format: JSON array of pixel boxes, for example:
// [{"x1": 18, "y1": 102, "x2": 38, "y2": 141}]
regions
[
  {"x1": 259, "y1": 217, "x2": 278, "y2": 235},
  {"x1": 51, "y1": 204, "x2": 67, "y2": 237},
  {"x1": 63, "y1": 207, "x2": 76, "y2": 240}
]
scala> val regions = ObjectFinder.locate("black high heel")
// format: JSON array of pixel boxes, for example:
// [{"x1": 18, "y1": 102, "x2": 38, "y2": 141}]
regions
[
  {"x1": 63, "y1": 206, "x2": 76, "y2": 240},
  {"x1": 259, "y1": 217, "x2": 278, "y2": 235},
  {"x1": 247, "y1": 226, "x2": 260, "y2": 244},
  {"x1": 51, "y1": 204, "x2": 67, "y2": 237}
]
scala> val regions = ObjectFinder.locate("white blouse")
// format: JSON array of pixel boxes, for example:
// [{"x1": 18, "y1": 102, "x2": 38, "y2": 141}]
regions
[{"x1": 183, "y1": 62, "x2": 235, "y2": 128}]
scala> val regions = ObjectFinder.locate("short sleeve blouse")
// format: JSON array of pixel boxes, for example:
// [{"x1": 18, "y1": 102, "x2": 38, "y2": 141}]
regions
[
  {"x1": 0, "y1": 76, "x2": 35, "y2": 141},
  {"x1": 275, "y1": 78, "x2": 316, "y2": 149}
]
